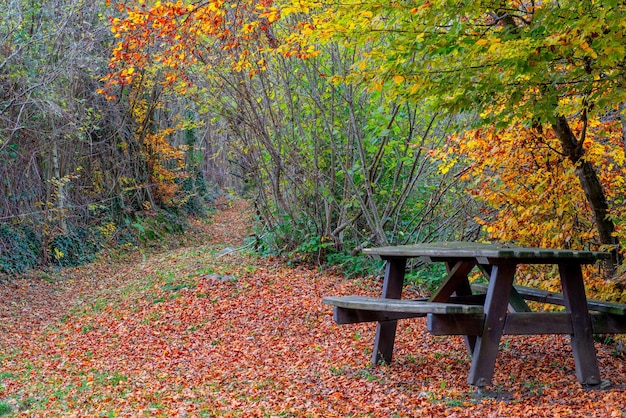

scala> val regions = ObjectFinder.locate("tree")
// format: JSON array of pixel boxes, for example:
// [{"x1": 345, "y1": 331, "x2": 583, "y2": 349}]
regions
[
  {"x1": 210, "y1": 45, "x2": 474, "y2": 256},
  {"x1": 0, "y1": 0, "x2": 211, "y2": 273},
  {"x1": 102, "y1": 0, "x2": 477, "y2": 265},
  {"x1": 281, "y1": 0, "x2": 625, "y2": 270},
  {"x1": 101, "y1": 0, "x2": 282, "y2": 96}
]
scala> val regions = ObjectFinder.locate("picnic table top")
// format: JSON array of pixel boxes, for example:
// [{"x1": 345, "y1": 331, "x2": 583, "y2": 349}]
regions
[{"x1": 362, "y1": 241, "x2": 611, "y2": 264}]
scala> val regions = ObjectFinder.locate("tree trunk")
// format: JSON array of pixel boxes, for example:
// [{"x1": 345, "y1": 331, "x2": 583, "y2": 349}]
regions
[
  {"x1": 619, "y1": 101, "x2": 626, "y2": 153},
  {"x1": 52, "y1": 136, "x2": 67, "y2": 233},
  {"x1": 551, "y1": 115, "x2": 618, "y2": 273}
]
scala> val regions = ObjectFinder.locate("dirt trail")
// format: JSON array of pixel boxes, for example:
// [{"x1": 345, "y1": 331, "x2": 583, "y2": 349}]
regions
[{"x1": 0, "y1": 199, "x2": 252, "y2": 338}]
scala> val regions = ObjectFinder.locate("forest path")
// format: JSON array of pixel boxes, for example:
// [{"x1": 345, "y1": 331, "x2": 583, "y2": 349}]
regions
[{"x1": 0, "y1": 199, "x2": 253, "y2": 341}]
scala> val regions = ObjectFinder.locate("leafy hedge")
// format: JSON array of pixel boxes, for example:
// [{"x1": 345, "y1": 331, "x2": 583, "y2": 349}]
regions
[
  {"x1": 49, "y1": 227, "x2": 100, "y2": 267},
  {"x1": 0, "y1": 224, "x2": 40, "y2": 276}
]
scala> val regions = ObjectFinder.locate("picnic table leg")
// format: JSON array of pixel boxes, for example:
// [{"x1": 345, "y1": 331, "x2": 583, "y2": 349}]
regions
[
  {"x1": 467, "y1": 263, "x2": 517, "y2": 387},
  {"x1": 372, "y1": 257, "x2": 406, "y2": 366},
  {"x1": 445, "y1": 262, "x2": 476, "y2": 354},
  {"x1": 428, "y1": 260, "x2": 477, "y2": 355},
  {"x1": 456, "y1": 285, "x2": 477, "y2": 355},
  {"x1": 558, "y1": 263, "x2": 601, "y2": 386}
]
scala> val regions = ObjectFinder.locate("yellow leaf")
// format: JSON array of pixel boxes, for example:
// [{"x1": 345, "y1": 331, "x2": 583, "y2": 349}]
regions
[{"x1": 393, "y1": 74, "x2": 405, "y2": 84}]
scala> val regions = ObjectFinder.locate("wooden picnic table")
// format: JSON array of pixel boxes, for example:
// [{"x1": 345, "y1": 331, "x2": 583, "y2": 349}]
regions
[{"x1": 323, "y1": 242, "x2": 626, "y2": 388}]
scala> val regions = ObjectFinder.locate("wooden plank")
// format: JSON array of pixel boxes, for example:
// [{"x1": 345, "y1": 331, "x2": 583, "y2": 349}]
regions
[
  {"x1": 429, "y1": 260, "x2": 475, "y2": 302},
  {"x1": 428, "y1": 313, "x2": 573, "y2": 336},
  {"x1": 429, "y1": 313, "x2": 572, "y2": 336},
  {"x1": 443, "y1": 261, "x2": 477, "y2": 354},
  {"x1": 332, "y1": 294, "x2": 486, "y2": 325},
  {"x1": 408, "y1": 294, "x2": 487, "y2": 304},
  {"x1": 514, "y1": 287, "x2": 626, "y2": 316},
  {"x1": 474, "y1": 284, "x2": 534, "y2": 313},
  {"x1": 363, "y1": 242, "x2": 610, "y2": 264},
  {"x1": 334, "y1": 307, "x2": 425, "y2": 324},
  {"x1": 504, "y1": 313, "x2": 572, "y2": 334},
  {"x1": 428, "y1": 312, "x2": 626, "y2": 336},
  {"x1": 427, "y1": 314, "x2": 484, "y2": 336},
  {"x1": 501, "y1": 285, "x2": 567, "y2": 305},
  {"x1": 427, "y1": 312, "x2": 572, "y2": 336},
  {"x1": 471, "y1": 284, "x2": 626, "y2": 316},
  {"x1": 507, "y1": 287, "x2": 533, "y2": 313},
  {"x1": 591, "y1": 313, "x2": 626, "y2": 334},
  {"x1": 322, "y1": 296, "x2": 485, "y2": 314}
]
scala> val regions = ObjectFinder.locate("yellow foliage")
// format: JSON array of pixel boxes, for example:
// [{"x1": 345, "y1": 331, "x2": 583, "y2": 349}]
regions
[
  {"x1": 98, "y1": 222, "x2": 118, "y2": 239},
  {"x1": 141, "y1": 128, "x2": 188, "y2": 205},
  {"x1": 448, "y1": 120, "x2": 626, "y2": 301}
]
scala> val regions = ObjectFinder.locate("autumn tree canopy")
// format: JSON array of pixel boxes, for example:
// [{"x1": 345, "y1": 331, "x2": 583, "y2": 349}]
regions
[
  {"x1": 103, "y1": 0, "x2": 626, "y2": 280},
  {"x1": 290, "y1": 1, "x2": 624, "y2": 245}
]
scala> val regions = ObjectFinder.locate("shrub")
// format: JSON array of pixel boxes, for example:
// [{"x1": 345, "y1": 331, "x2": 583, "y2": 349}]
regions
[
  {"x1": 49, "y1": 226, "x2": 100, "y2": 267},
  {"x1": 0, "y1": 224, "x2": 41, "y2": 276}
]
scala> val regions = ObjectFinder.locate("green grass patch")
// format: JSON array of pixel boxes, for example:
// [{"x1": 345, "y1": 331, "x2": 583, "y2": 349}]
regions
[
  {"x1": 161, "y1": 283, "x2": 194, "y2": 292},
  {"x1": 0, "y1": 401, "x2": 12, "y2": 416}
]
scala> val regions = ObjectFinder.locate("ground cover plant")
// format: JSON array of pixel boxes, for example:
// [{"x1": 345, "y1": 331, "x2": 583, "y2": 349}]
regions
[{"x1": 0, "y1": 202, "x2": 624, "y2": 417}]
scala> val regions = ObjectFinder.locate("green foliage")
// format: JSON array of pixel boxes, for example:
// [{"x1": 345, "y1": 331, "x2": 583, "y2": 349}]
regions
[
  {"x1": 286, "y1": 0, "x2": 624, "y2": 270},
  {"x1": 405, "y1": 263, "x2": 449, "y2": 295},
  {"x1": 156, "y1": 211, "x2": 186, "y2": 235},
  {"x1": 0, "y1": 401, "x2": 12, "y2": 416},
  {"x1": 325, "y1": 251, "x2": 384, "y2": 279},
  {"x1": 124, "y1": 210, "x2": 187, "y2": 245},
  {"x1": 49, "y1": 227, "x2": 100, "y2": 267},
  {"x1": 296, "y1": 1, "x2": 626, "y2": 126},
  {"x1": 131, "y1": 221, "x2": 162, "y2": 242},
  {"x1": 232, "y1": 48, "x2": 474, "y2": 267},
  {"x1": 179, "y1": 173, "x2": 209, "y2": 216},
  {"x1": 292, "y1": 235, "x2": 333, "y2": 259},
  {"x1": 1, "y1": 1, "x2": 220, "y2": 276},
  {"x1": 0, "y1": 224, "x2": 41, "y2": 276},
  {"x1": 0, "y1": 205, "x2": 198, "y2": 274}
]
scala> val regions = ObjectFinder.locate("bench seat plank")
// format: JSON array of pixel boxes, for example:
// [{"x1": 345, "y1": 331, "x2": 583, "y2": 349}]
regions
[
  {"x1": 471, "y1": 284, "x2": 626, "y2": 316},
  {"x1": 333, "y1": 308, "x2": 426, "y2": 325},
  {"x1": 323, "y1": 296, "x2": 484, "y2": 314},
  {"x1": 428, "y1": 312, "x2": 626, "y2": 335}
]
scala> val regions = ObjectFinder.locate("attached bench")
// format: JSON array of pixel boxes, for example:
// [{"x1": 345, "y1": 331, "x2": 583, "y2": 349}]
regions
[
  {"x1": 324, "y1": 294, "x2": 626, "y2": 335},
  {"x1": 471, "y1": 283, "x2": 626, "y2": 316},
  {"x1": 470, "y1": 283, "x2": 626, "y2": 335},
  {"x1": 323, "y1": 296, "x2": 483, "y2": 325}
]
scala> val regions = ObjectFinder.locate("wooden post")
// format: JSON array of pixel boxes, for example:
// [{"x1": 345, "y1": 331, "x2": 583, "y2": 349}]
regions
[
  {"x1": 372, "y1": 257, "x2": 406, "y2": 365},
  {"x1": 558, "y1": 263, "x2": 601, "y2": 385},
  {"x1": 468, "y1": 263, "x2": 517, "y2": 387}
]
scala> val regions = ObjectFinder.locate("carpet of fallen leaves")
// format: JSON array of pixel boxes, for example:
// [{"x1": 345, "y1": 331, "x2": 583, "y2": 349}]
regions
[{"x1": 1, "y1": 200, "x2": 625, "y2": 417}]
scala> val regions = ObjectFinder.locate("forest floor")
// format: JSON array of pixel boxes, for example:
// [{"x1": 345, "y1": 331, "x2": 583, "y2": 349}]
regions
[{"x1": 0, "y1": 201, "x2": 625, "y2": 417}]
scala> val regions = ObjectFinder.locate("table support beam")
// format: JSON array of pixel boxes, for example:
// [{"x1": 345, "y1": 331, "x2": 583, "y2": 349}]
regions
[{"x1": 429, "y1": 261, "x2": 475, "y2": 303}]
